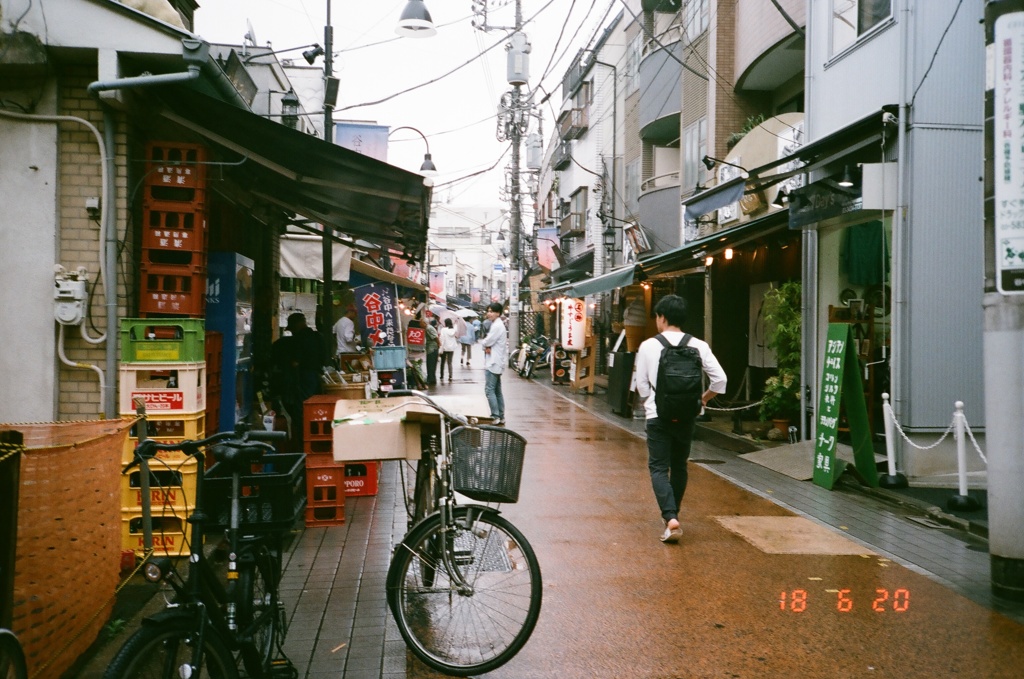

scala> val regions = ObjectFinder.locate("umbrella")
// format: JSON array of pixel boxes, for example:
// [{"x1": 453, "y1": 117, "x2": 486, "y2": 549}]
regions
[
  {"x1": 428, "y1": 306, "x2": 467, "y2": 336},
  {"x1": 454, "y1": 308, "x2": 478, "y2": 319}
]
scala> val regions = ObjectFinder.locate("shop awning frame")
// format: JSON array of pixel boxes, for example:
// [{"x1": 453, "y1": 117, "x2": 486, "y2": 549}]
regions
[
  {"x1": 158, "y1": 87, "x2": 432, "y2": 259},
  {"x1": 544, "y1": 264, "x2": 641, "y2": 298}
]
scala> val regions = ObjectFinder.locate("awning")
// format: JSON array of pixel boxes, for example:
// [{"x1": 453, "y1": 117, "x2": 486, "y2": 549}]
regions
[
  {"x1": 563, "y1": 264, "x2": 640, "y2": 297},
  {"x1": 158, "y1": 87, "x2": 432, "y2": 259},
  {"x1": 641, "y1": 212, "x2": 790, "y2": 278},
  {"x1": 682, "y1": 109, "x2": 889, "y2": 221},
  {"x1": 278, "y1": 234, "x2": 425, "y2": 292},
  {"x1": 549, "y1": 249, "x2": 595, "y2": 284},
  {"x1": 279, "y1": 235, "x2": 352, "y2": 280}
]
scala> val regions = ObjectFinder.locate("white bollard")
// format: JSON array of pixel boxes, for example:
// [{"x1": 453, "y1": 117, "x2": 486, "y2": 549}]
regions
[
  {"x1": 948, "y1": 401, "x2": 980, "y2": 511},
  {"x1": 879, "y1": 393, "x2": 907, "y2": 488}
]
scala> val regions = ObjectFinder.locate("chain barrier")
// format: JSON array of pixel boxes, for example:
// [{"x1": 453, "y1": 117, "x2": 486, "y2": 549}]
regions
[
  {"x1": 961, "y1": 418, "x2": 988, "y2": 465},
  {"x1": 706, "y1": 398, "x2": 764, "y2": 413},
  {"x1": 883, "y1": 402, "x2": 955, "y2": 451}
]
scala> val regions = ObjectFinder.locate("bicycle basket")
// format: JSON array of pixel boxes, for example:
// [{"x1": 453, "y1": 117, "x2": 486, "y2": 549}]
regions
[
  {"x1": 450, "y1": 426, "x2": 527, "y2": 503},
  {"x1": 203, "y1": 453, "x2": 306, "y2": 535}
]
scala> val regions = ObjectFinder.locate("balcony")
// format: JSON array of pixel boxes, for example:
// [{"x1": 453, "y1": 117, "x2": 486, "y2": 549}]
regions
[
  {"x1": 552, "y1": 141, "x2": 571, "y2": 170},
  {"x1": 559, "y1": 212, "x2": 586, "y2": 238},
  {"x1": 638, "y1": 172, "x2": 682, "y2": 251},
  {"x1": 638, "y1": 39, "x2": 682, "y2": 142},
  {"x1": 557, "y1": 107, "x2": 589, "y2": 141}
]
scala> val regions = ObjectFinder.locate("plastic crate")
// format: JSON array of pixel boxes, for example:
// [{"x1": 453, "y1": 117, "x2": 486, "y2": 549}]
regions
[
  {"x1": 205, "y1": 331, "x2": 223, "y2": 388},
  {"x1": 121, "y1": 459, "x2": 197, "y2": 511},
  {"x1": 138, "y1": 263, "x2": 207, "y2": 317},
  {"x1": 141, "y1": 202, "x2": 208, "y2": 253},
  {"x1": 203, "y1": 453, "x2": 306, "y2": 535},
  {"x1": 145, "y1": 141, "x2": 207, "y2": 190},
  {"x1": 122, "y1": 508, "x2": 193, "y2": 557},
  {"x1": 302, "y1": 394, "x2": 343, "y2": 453},
  {"x1": 372, "y1": 345, "x2": 407, "y2": 370},
  {"x1": 342, "y1": 461, "x2": 379, "y2": 497},
  {"x1": 122, "y1": 412, "x2": 206, "y2": 464},
  {"x1": 119, "y1": 362, "x2": 206, "y2": 415},
  {"x1": 303, "y1": 503, "x2": 345, "y2": 526},
  {"x1": 141, "y1": 247, "x2": 206, "y2": 269},
  {"x1": 121, "y1": 318, "x2": 205, "y2": 363}
]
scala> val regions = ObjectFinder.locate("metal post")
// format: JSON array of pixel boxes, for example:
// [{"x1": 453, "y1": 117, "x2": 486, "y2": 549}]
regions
[
  {"x1": 985, "y1": 0, "x2": 1024, "y2": 601},
  {"x1": 322, "y1": 0, "x2": 334, "y2": 341}
]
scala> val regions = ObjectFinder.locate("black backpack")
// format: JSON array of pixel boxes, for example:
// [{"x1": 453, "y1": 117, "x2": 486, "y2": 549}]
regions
[{"x1": 654, "y1": 334, "x2": 704, "y2": 423}]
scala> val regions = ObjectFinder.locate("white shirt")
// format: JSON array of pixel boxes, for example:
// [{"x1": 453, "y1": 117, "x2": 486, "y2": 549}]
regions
[
  {"x1": 333, "y1": 315, "x2": 358, "y2": 354},
  {"x1": 634, "y1": 331, "x2": 727, "y2": 420},
  {"x1": 482, "y1": 316, "x2": 507, "y2": 374},
  {"x1": 440, "y1": 326, "x2": 459, "y2": 352}
]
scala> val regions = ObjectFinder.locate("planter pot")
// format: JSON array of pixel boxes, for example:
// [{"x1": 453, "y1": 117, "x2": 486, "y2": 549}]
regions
[{"x1": 771, "y1": 418, "x2": 790, "y2": 435}]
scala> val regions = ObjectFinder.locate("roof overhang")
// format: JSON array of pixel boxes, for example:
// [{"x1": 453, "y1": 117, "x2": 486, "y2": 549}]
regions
[{"x1": 158, "y1": 87, "x2": 432, "y2": 259}]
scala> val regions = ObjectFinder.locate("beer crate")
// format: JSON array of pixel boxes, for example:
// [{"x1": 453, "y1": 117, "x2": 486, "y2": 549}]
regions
[
  {"x1": 121, "y1": 458, "x2": 197, "y2": 512},
  {"x1": 119, "y1": 362, "x2": 206, "y2": 416},
  {"x1": 120, "y1": 318, "x2": 205, "y2": 363},
  {"x1": 122, "y1": 507, "x2": 193, "y2": 558},
  {"x1": 138, "y1": 262, "x2": 206, "y2": 317},
  {"x1": 122, "y1": 412, "x2": 206, "y2": 465}
]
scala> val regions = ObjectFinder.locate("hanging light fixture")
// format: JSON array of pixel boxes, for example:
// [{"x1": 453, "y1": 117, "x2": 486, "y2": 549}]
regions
[
  {"x1": 724, "y1": 248, "x2": 734, "y2": 260},
  {"x1": 388, "y1": 126, "x2": 439, "y2": 176},
  {"x1": 280, "y1": 89, "x2": 300, "y2": 130},
  {"x1": 705, "y1": 255, "x2": 714, "y2": 266},
  {"x1": 396, "y1": 0, "x2": 437, "y2": 37},
  {"x1": 302, "y1": 43, "x2": 325, "y2": 65},
  {"x1": 838, "y1": 165, "x2": 855, "y2": 188}
]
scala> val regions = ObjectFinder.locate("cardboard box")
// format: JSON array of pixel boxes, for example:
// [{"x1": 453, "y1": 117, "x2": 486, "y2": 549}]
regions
[{"x1": 331, "y1": 397, "x2": 427, "y2": 462}]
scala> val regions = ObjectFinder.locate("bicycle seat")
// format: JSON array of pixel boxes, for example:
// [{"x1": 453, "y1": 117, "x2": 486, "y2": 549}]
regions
[{"x1": 210, "y1": 442, "x2": 269, "y2": 469}]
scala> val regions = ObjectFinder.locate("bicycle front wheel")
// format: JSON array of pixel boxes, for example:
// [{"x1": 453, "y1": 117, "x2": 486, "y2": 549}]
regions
[
  {"x1": 0, "y1": 629, "x2": 27, "y2": 679},
  {"x1": 387, "y1": 506, "x2": 542, "y2": 676},
  {"x1": 103, "y1": 618, "x2": 239, "y2": 679}
]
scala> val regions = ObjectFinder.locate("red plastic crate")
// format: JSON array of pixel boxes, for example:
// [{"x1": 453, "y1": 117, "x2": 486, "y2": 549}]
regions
[
  {"x1": 145, "y1": 142, "x2": 207, "y2": 190},
  {"x1": 304, "y1": 457, "x2": 346, "y2": 526},
  {"x1": 302, "y1": 394, "x2": 344, "y2": 454},
  {"x1": 141, "y1": 202, "x2": 207, "y2": 253},
  {"x1": 342, "y1": 461, "x2": 379, "y2": 497},
  {"x1": 205, "y1": 331, "x2": 223, "y2": 389},
  {"x1": 138, "y1": 263, "x2": 206, "y2": 317}
]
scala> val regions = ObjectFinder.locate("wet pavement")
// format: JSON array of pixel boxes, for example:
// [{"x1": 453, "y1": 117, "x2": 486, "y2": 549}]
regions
[{"x1": 76, "y1": 363, "x2": 1024, "y2": 678}]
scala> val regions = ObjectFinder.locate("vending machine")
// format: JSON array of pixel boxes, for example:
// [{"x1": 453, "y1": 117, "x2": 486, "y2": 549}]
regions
[{"x1": 206, "y1": 252, "x2": 254, "y2": 432}]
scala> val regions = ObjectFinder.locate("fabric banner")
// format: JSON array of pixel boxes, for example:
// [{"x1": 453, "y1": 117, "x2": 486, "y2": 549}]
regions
[
  {"x1": 353, "y1": 282, "x2": 400, "y2": 347},
  {"x1": 279, "y1": 234, "x2": 352, "y2": 280},
  {"x1": 429, "y1": 271, "x2": 445, "y2": 298}
]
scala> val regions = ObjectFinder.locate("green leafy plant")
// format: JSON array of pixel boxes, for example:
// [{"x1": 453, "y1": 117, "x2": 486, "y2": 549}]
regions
[{"x1": 759, "y1": 281, "x2": 802, "y2": 421}]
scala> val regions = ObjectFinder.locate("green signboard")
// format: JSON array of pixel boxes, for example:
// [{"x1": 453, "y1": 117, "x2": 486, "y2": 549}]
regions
[{"x1": 813, "y1": 324, "x2": 878, "y2": 489}]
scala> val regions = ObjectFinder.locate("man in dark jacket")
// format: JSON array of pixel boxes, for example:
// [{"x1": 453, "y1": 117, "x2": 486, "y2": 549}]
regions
[{"x1": 271, "y1": 312, "x2": 327, "y2": 423}]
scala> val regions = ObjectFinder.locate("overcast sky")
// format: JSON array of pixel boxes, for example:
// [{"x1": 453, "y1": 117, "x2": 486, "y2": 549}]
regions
[{"x1": 192, "y1": 0, "x2": 620, "y2": 210}]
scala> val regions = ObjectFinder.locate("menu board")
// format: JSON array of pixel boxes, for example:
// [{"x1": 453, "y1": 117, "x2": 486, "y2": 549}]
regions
[{"x1": 813, "y1": 324, "x2": 878, "y2": 490}]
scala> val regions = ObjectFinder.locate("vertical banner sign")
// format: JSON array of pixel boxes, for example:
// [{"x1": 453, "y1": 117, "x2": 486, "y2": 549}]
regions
[
  {"x1": 995, "y1": 13, "x2": 1024, "y2": 293},
  {"x1": 813, "y1": 324, "x2": 879, "y2": 490},
  {"x1": 353, "y1": 282, "x2": 400, "y2": 347},
  {"x1": 560, "y1": 298, "x2": 587, "y2": 351}
]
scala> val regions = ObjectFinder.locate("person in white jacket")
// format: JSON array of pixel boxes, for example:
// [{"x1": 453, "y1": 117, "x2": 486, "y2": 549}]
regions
[
  {"x1": 481, "y1": 302, "x2": 508, "y2": 424},
  {"x1": 438, "y1": 318, "x2": 459, "y2": 382}
]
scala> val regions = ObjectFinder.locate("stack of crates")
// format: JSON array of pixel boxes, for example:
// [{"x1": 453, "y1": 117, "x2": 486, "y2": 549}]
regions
[
  {"x1": 119, "y1": 318, "x2": 207, "y2": 557},
  {"x1": 301, "y1": 395, "x2": 379, "y2": 527},
  {"x1": 139, "y1": 142, "x2": 208, "y2": 318}
]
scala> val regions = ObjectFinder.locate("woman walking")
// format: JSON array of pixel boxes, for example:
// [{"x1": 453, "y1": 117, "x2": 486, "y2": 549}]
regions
[
  {"x1": 459, "y1": 318, "x2": 476, "y2": 367},
  {"x1": 439, "y1": 318, "x2": 459, "y2": 382}
]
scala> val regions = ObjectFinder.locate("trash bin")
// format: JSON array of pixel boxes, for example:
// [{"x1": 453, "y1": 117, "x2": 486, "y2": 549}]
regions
[{"x1": 607, "y1": 351, "x2": 635, "y2": 417}]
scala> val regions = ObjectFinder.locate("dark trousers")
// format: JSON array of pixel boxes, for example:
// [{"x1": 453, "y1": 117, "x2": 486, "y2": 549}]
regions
[
  {"x1": 426, "y1": 349, "x2": 439, "y2": 385},
  {"x1": 439, "y1": 351, "x2": 454, "y2": 380},
  {"x1": 646, "y1": 417, "x2": 696, "y2": 522}
]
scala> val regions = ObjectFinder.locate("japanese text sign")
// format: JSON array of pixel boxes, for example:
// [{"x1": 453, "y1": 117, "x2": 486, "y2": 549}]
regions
[
  {"x1": 995, "y1": 13, "x2": 1024, "y2": 293},
  {"x1": 353, "y1": 282, "x2": 399, "y2": 347},
  {"x1": 560, "y1": 298, "x2": 587, "y2": 351},
  {"x1": 814, "y1": 324, "x2": 878, "y2": 490}
]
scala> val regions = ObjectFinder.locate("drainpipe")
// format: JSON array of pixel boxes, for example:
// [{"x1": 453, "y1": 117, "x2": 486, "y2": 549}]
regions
[
  {"x1": 890, "y1": 0, "x2": 911, "y2": 463},
  {"x1": 86, "y1": 42, "x2": 211, "y2": 417}
]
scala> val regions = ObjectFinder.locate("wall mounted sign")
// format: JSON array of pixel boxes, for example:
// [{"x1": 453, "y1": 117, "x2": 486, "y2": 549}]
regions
[
  {"x1": 994, "y1": 12, "x2": 1024, "y2": 293},
  {"x1": 560, "y1": 298, "x2": 587, "y2": 351}
]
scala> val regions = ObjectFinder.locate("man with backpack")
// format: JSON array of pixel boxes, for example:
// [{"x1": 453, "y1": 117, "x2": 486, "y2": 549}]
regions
[{"x1": 635, "y1": 295, "x2": 726, "y2": 544}]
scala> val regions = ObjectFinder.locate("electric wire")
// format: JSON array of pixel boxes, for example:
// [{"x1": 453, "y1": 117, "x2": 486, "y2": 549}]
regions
[{"x1": 910, "y1": 0, "x2": 965, "y2": 107}]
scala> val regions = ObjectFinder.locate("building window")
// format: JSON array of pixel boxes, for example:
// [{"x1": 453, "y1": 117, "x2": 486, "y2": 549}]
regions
[
  {"x1": 685, "y1": 0, "x2": 709, "y2": 43},
  {"x1": 832, "y1": 0, "x2": 892, "y2": 55},
  {"x1": 683, "y1": 117, "x2": 707, "y2": 192}
]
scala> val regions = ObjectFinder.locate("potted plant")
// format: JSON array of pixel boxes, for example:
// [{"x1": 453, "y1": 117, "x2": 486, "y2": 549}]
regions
[{"x1": 759, "y1": 281, "x2": 802, "y2": 432}]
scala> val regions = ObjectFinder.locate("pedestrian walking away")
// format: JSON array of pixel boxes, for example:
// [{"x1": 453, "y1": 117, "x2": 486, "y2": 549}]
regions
[
  {"x1": 458, "y1": 318, "x2": 476, "y2": 366},
  {"x1": 439, "y1": 318, "x2": 458, "y2": 382},
  {"x1": 481, "y1": 302, "x2": 507, "y2": 424},
  {"x1": 634, "y1": 294, "x2": 726, "y2": 544},
  {"x1": 424, "y1": 315, "x2": 440, "y2": 386}
]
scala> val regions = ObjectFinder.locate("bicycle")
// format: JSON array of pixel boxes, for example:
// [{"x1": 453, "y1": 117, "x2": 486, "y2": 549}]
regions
[
  {"x1": 104, "y1": 426, "x2": 305, "y2": 679},
  {"x1": 383, "y1": 390, "x2": 542, "y2": 677},
  {"x1": 0, "y1": 629, "x2": 27, "y2": 679}
]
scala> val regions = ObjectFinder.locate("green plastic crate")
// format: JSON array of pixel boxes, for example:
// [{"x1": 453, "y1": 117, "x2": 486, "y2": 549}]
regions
[{"x1": 121, "y1": 318, "x2": 205, "y2": 363}]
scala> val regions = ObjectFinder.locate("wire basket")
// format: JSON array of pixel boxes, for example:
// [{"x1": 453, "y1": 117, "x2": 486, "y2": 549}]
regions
[{"x1": 450, "y1": 426, "x2": 527, "y2": 503}]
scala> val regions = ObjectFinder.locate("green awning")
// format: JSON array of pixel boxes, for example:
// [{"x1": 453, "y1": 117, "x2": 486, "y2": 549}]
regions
[{"x1": 567, "y1": 264, "x2": 639, "y2": 297}]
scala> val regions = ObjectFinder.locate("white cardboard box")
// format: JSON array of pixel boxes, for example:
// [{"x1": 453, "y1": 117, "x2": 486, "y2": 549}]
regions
[{"x1": 332, "y1": 397, "x2": 428, "y2": 462}]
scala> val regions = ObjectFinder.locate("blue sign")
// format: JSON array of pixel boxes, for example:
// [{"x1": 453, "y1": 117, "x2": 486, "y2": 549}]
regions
[{"x1": 353, "y1": 282, "x2": 400, "y2": 347}]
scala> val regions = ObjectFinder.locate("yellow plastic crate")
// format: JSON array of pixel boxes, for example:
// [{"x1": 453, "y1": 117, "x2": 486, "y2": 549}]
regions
[
  {"x1": 121, "y1": 508, "x2": 193, "y2": 558},
  {"x1": 121, "y1": 459, "x2": 197, "y2": 512},
  {"x1": 122, "y1": 413, "x2": 205, "y2": 464}
]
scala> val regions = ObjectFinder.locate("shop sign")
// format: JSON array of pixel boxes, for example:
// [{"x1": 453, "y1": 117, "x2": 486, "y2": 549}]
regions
[
  {"x1": 353, "y1": 282, "x2": 400, "y2": 347},
  {"x1": 560, "y1": 298, "x2": 587, "y2": 351},
  {"x1": 788, "y1": 184, "x2": 861, "y2": 229},
  {"x1": 994, "y1": 13, "x2": 1024, "y2": 294}
]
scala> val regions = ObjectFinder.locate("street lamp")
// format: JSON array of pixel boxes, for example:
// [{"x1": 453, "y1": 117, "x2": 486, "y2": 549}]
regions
[
  {"x1": 281, "y1": 89, "x2": 300, "y2": 130},
  {"x1": 396, "y1": 0, "x2": 437, "y2": 37},
  {"x1": 388, "y1": 126, "x2": 438, "y2": 175}
]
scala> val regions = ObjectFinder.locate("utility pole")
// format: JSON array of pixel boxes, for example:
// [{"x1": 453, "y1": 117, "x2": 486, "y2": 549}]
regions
[{"x1": 984, "y1": 0, "x2": 1024, "y2": 603}]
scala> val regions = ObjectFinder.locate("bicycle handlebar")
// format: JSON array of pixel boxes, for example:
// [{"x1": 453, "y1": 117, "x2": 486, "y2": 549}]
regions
[
  {"x1": 385, "y1": 389, "x2": 472, "y2": 427},
  {"x1": 125, "y1": 426, "x2": 288, "y2": 473}
]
